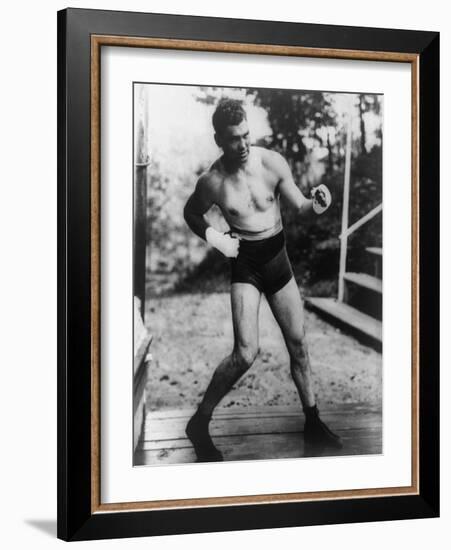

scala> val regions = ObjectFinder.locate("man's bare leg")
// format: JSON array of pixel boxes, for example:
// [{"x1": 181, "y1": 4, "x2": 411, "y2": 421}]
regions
[
  {"x1": 267, "y1": 277, "x2": 342, "y2": 449},
  {"x1": 186, "y1": 283, "x2": 262, "y2": 461}
]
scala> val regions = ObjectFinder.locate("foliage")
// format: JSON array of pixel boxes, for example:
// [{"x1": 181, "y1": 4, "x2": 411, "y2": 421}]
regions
[{"x1": 139, "y1": 85, "x2": 383, "y2": 296}]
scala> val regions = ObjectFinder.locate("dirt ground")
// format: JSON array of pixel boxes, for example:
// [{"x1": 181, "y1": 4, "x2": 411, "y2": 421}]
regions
[{"x1": 145, "y1": 291, "x2": 382, "y2": 412}]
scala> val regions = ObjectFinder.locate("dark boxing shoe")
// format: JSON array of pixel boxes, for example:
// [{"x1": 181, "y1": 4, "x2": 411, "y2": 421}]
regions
[
  {"x1": 186, "y1": 412, "x2": 224, "y2": 462},
  {"x1": 303, "y1": 405, "x2": 343, "y2": 450}
]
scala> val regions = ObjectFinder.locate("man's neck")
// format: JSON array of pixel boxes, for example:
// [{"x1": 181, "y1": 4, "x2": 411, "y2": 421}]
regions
[{"x1": 220, "y1": 152, "x2": 250, "y2": 174}]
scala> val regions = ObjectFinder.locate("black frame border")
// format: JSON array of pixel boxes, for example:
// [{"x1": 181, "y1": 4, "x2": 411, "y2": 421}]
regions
[{"x1": 57, "y1": 8, "x2": 439, "y2": 541}]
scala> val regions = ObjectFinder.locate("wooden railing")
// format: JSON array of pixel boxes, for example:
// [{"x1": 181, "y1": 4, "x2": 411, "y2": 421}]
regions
[{"x1": 337, "y1": 109, "x2": 382, "y2": 302}]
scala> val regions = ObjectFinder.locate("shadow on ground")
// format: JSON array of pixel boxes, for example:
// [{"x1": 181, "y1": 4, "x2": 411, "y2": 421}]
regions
[{"x1": 25, "y1": 519, "x2": 57, "y2": 538}]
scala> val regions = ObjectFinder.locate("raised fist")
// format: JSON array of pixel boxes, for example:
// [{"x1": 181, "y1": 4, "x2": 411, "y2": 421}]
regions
[{"x1": 311, "y1": 184, "x2": 332, "y2": 215}]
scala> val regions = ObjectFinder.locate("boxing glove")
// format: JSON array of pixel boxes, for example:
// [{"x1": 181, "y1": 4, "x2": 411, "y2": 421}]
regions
[{"x1": 311, "y1": 184, "x2": 332, "y2": 215}]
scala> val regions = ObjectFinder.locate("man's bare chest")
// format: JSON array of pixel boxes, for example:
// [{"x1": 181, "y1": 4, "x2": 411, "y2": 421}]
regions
[{"x1": 216, "y1": 169, "x2": 279, "y2": 218}]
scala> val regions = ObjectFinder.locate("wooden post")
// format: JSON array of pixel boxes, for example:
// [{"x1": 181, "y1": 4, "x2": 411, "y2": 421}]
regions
[
  {"x1": 133, "y1": 86, "x2": 152, "y2": 457},
  {"x1": 134, "y1": 87, "x2": 150, "y2": 320},
  {"x1": 338, "y1": 107, "x2": 353, "y2": 302}
]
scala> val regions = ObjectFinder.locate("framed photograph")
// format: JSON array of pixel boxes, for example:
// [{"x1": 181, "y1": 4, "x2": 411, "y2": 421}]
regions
[{"x1": 57, "y1": 8, "x2": 439, "y2": 541}]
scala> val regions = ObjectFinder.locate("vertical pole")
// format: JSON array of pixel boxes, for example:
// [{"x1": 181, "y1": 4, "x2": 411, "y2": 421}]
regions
[
  {"x1": 134, "y1": 86, "x2": 149, "y2": 320},
  {"x1": 338, "y1": 106, "x2": 353, "y2": 302}
]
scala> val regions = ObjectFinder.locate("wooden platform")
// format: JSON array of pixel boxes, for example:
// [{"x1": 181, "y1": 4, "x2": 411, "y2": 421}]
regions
[
  {"x1": 134, "y1": 404, "x2": 382, "y2": 465},
  {"x1": 305, "y1": 297, "x2": 382, "y2": 350},
  {"x1": 343, "y1": 272, "x2": 382, "y2": 294}
]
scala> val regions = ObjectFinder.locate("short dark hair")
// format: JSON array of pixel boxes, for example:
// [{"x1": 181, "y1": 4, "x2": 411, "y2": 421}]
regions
[{"x1": 212, "y1": 98, "x2": 247, "y2": 135}]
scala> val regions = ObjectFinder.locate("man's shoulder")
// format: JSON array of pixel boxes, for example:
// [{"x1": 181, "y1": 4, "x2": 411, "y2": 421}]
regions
[
  {"x1": 257, "y1": 146, "x2": 286, "y2": 172},
  {"x1": 196, "y1": 162, "x2": 222, "y2": 193}
]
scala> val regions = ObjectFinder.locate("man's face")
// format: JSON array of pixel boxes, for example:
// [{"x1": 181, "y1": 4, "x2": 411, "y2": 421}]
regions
[{"x1": 216, "y1": 119, "x2": 250, "y2": 164}]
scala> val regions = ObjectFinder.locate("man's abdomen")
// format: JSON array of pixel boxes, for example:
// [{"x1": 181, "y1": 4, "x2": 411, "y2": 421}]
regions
[{"x1": 229, "y1": 217, "x2": 283, "y2": 241}]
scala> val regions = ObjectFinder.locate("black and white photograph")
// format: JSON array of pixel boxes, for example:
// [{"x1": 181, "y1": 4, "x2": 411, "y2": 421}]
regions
[
  {"x1": 133, "y1": 83, "x2": 383, "y2": 466},
  {"x1": 0, "y1": 0, "x2": 444, "y2": 544}
]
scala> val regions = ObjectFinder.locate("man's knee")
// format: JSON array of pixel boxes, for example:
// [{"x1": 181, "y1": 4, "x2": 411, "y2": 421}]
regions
[
  {"x1": 287, "y1": 332, "x2": 309, "y2": 364},
  {"x1": 233, "y1": 343, "x2": 259, "y2": 371}
]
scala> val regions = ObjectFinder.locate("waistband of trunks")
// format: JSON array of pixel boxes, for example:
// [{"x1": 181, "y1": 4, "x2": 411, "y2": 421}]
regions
[{"x1": 233, "y1": 229, "x2": 285, "y2": 264}]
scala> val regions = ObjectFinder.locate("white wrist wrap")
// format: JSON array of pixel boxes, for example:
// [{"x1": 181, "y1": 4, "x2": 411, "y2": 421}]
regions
[{"x1": 205, "y1": 227, "x2": 239, "y2": 258}]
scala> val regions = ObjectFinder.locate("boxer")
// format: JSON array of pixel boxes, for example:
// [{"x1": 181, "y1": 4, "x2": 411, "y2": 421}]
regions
[{"x1": 183, "y1": 99, "x2": 342, "y2": 461}]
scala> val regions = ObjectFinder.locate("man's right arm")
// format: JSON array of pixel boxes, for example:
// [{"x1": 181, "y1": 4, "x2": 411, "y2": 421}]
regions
[
  {"x1": 183, "y1": 174, "x2": 240, "y2": 258},
  {"x1": 183, "y1": 174, "x2": 214, "y2": 241}
]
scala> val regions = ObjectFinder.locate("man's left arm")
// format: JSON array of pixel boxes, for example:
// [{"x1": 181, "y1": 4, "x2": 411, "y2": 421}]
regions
[{"x1": 269, "y1": 151, "x2": 331, "y2": 216}]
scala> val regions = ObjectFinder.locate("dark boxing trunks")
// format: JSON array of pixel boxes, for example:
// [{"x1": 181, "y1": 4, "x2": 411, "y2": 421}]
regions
[{"x1": 229, "y1": 230, "x2": 294, "y2": 296}]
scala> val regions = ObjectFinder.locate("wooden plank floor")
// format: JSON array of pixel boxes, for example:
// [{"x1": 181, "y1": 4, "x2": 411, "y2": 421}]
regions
[{"x1": 134, "y1": 404, "x2": 382, "y2": 465}]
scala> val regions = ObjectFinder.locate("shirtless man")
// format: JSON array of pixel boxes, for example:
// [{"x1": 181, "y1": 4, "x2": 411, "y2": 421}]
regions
[{"x1": 183, "y1": 98, "x2": 342, "y2": 462}]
